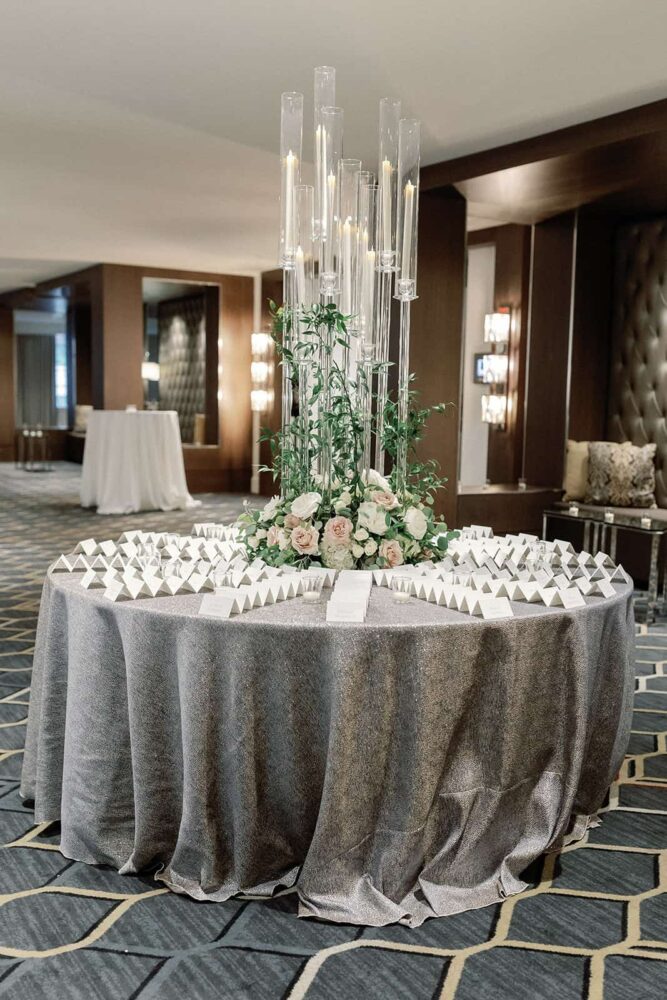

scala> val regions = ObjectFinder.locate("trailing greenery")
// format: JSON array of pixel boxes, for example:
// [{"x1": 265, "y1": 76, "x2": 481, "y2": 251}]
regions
[{"x1": 238, "y1": 303, "x2": 458, "y2": 570}]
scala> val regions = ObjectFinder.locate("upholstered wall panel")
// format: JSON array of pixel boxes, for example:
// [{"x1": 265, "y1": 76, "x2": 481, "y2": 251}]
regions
[
  {"x1": 608, "y1": 220, "x2": 667, "y2": 507},
  {"x1": 158, "y1": 294, "x2": 206, "y2": 443}
]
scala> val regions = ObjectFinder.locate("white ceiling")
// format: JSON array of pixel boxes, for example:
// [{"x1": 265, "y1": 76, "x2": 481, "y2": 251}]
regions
[{"x1": 0, "y1": 0, "x2": 666, "y2": 292}]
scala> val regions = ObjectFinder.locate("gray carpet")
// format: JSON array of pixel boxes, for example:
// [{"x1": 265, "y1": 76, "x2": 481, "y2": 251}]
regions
[{"x1": 0, "y1": 462, "x2": 666, "y2": 999}]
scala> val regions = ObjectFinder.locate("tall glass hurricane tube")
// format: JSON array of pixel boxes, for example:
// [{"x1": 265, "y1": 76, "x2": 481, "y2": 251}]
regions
[
  {"x1": 357, "y1": 177, "x2": 377, "y2": 481},
  {"x1": 314, "y1": 67, "x2": 335, "y2": 243},
  {"x1": 295, "y1": 184, "x2": 315, "y2": 491},
  {"x1": 374, "y1": 97, "x2": 400, "y2": 476},
  {"x1": 394, "y1": 118, "x2": 421, "y2": 497},
  {"x1": 317, "y1": 105, "x2": 343, "y2": 501},
  {"x1": 319, "y1": 106, "x2": 343, "y2": 298},
  {"x1": 337, "y1": 158, "x2": 361, "y2": 375},
  {"x1": 279, "y1": 93, "x2": 303, "y2": 496}
]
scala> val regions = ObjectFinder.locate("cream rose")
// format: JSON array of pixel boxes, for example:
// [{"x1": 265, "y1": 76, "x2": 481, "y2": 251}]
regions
[
  {"x1": 284, "y1": 513, "x2": 301, "y2": 530},
  {"x1": 365, "y1": 469, "x2": 392, "y2": 491},
  {"x1": 260, "y1": 496, "x2": 281, "y2": 522},
  {"x1": 290, "y1": 492, "x2": 322, "y2": 520},
  {"x1": 323, "y1": 516, "x2": 353, "y2": 548},
  {"x1": 291, "y1": 525, "x2": 320, "y2": 556},
  {"x1": 379, "y1": 538, "x2": 404, "y2": 567},
  {"x1": 267, "y1": 524, "x2": 289, "y2": 550},
  {"x1": 364, "y1": 538, "x2": 378, "y2": 556},
  {"x1": 321, "y1": 542, "x2": 355, "y2": 570},
  {"x1": 354, "y1": 527, "x2": 369, "y2": 541},
  {"x1": 333, "y1": 489, "x2": 352, "y2": 512},
  {"x1": 357, "y1": 501, "x2": 389, "y2": 536},
  {"x1": 404, "y1": 506, "x2": 428, "y2": 540},
  {"x1": 352, "y1": 543, "x2": 364, "y2": 559},
  {"x1": 371, "y1": 489, "x2": 399, "y2": 511}
]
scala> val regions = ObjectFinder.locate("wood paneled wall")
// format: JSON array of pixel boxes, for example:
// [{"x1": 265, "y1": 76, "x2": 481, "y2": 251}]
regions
[
  {"x1": 0, "y1": 306, "x2": 14, "y2": 461},
  {"x1": 523, "y1": 212, "x2": 577, "y2": 487},
  {"x1": 259, "y1": 269, "x2": 282, "y2": 497},
  {"x1": 568, "y1": 212, "x2": 616, "y2": 441},
  {"x1": 410, "y1": 187, "x2": 467, "y2": 527}
]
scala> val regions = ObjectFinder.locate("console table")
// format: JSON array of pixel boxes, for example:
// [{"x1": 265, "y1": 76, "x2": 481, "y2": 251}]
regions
[{"x1": 543, "y1": 507, "x2": 664, "y2": 622}]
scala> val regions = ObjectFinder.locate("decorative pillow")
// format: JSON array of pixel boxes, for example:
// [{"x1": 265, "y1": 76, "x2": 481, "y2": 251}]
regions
[
  {"x1": 73, "y1": 404, "x2": 93, "y2": 434},
  {"x1": 562, "y1": 439, "x2": 589, "y2": 500},
  {"x1": 585, "y1": 441, "x2": 657, "y2": 508}
]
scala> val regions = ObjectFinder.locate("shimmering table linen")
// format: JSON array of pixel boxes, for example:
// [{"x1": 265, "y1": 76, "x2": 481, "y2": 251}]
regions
[
  {"x1": 21, "y1": 573, "x2": 635, "y2": 927},
  {"x1": 80, "y1": 410, "x2": 197, "y2": 515}
]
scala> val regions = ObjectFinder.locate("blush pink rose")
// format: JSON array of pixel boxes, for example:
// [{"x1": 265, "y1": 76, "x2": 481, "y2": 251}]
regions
[
  {"x1": 284, "y1": 513, "x2": 301, "y2": 529},
  {"x1": 371, "y1": 489, "x2": 399, "y2": 511},
  {"x1": 266, "y1": 524, "x2": 288, "y2": 549},
  {"x1": 323, "y1": 515, "x2": 353, "y2": 548},
  {"x1": 291, "y1": 525, "x2": 320, "y2": 556},
  {"x1": 379, "y1": 538, "x2": 404, "y2": 567}
]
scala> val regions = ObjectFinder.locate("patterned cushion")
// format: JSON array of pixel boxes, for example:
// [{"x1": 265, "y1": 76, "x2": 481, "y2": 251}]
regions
[{"x1": 585, "y1": 441, "x2": 657, "y2": 508}]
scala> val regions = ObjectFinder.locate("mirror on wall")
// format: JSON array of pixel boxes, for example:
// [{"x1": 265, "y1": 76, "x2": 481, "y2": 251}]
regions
[
  {"x1": 142, "y1": 278, "x2": 219, "y2": 446},
  {"x1": 458, "y1": 242, "x2": 496, "y2": 487}
]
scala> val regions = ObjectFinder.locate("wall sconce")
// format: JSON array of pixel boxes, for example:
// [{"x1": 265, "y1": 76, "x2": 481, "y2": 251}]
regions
[
  {"x1": 141, "y1": 361, "x2": 160, "y2": 382},
  {"x1": 481, "y1": 393, "x2": 507, "y2": 428},
  {"x1": 473, "y1": 353, "x2": 508, "y2": 385},
  {"x1": 250, "y1": 331, "x2": 275, "y2": 414},
  {"x1": 251, "y1": 332, "x2": 273, "y2": 358},
  {"x1": 251, "y1": 389, "x2": 272, "y2": 412},
  {"x1": 484, "y1": 308, "x2": 511, "y2": 345}
]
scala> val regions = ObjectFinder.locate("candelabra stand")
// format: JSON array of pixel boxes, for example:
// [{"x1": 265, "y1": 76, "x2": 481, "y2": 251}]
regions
[
  {"x1": 373, "y1": 258, "x2": 395, "y2": 475},
  {"x1": 358, "y1": 341, "x2": 374, "y2": 481},
  {"x1": 395, "y1": 287, "x2": 415, "y2": 496},
  {"x1": 318, "y1": 276, "x2": 338, "y2": 506},
  {"x1": 280, "y1": 265, "x2": 296, "y2": 496}
]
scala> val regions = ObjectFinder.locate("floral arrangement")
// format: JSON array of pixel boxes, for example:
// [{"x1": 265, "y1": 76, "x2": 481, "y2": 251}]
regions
[{"x1": 238, "y1": 303, "x2": 458, "y2": 570}]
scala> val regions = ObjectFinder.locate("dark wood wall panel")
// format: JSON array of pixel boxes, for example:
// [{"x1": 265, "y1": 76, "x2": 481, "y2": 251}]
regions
[
  {"x1": 259, "y1": 269, "x2": 283, "y2": 496},
  {"x1": 410, "y1": 187, "x2": 467, "y2": 528},
  {"x1": 0, "y1": 306, "x2": 14, "y2": 461},
  {"x1": 486, "y1": 224, "x2": 531, "y2": 483},
  {"x1": 100, "y1": 264, "x2": 144, "y2": 410},
  {"x1": 523, "y1": 212, "x2": 576, "y2": 487},
  {"x1": 568, "y1": 212, "x2": 616, "y2": 441}
]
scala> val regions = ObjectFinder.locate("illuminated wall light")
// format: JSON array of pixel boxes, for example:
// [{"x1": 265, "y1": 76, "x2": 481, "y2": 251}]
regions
[
  {"x1": 251, "y1": 389, "x2": 271, "y2": 412},
  {"x1": 251, "y1": 361, "x2": 270, "y2": 384},
  {"x1": 251, "y1": 332, "x2": 272, "y2": 357},
  {"x1": 481, "y1": 394, "x2": 507, "y2": 427},
  {"x1": 483, "y1": 310, "x2": 511, "y2": 344},
  {"x1": 217, "y1": 389, "x2": 223, "y2": 402},
  {"x1": 141, "y1": 361, "x2": 160, "y2": 382},
  {"x1": 483, "y1": 354, "x2": 508, "y2": 384}
]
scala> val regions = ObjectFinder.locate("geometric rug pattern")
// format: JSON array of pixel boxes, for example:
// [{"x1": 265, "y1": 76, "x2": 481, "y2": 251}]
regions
[{"x1": 1, "y1": 462, "x2": 666, "y2": 999}]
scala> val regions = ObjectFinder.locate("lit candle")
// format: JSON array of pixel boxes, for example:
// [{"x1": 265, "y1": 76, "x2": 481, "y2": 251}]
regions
[
  {"x1": 326, "y1": 172, "x2": 336, "y2": 272},
  {"x1": 401, "y1": 180, "x2": 414, "y2": 279},
  {"x1": 284, "y1": 150, "x2": 297, "y2": 252},
  {"x1": 342, "y1": 217, "x2": 352, "y2": 314},
  {"x1": 296, "y1": 245, "x2": 306, "y2": 306},
  {"x1": 320, "y1": 127, "x2": 328, "y2": 233},
  {"x1": 364, "y1": 249, "x2": 376, "y2": 343},
  {"x1": 382, "y1": 158, "x2": 392, "y2": 254}
]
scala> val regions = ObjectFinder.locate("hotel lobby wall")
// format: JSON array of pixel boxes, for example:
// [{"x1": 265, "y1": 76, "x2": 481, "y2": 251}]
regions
[
  {"x1": 0, "y1": 264, "x2": 253, "y2": 489},
  {"x1": 0, "y1": 306, "x2": 14, "y2": 461}
]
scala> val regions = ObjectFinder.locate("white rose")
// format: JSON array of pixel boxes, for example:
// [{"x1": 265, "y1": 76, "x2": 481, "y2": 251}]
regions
[
  {"x1": 333, "y1": 489, "x2": 352, "y2": 512},
  {"x1": 256, "y1": 528, "x2": 267, "y2": 539},
  {"x1": 354, "y1": 527, "x2": 369, "y2": 541},
  {"x1": 291, "y1": 491, "x2": 322, "y2": 520},
  {"x1": 248, "y1": 536, "x2": 260, "y2": 550},
  {"x1": 404, "y1": 506, "x2": 428, "y2": 540},
  {"x1": 260, "y1": 496, "x2": 281, "y2": 522},
  {"x1": 357, "y1": 501, "x2": 389, "y2": 536},
  {"x1": 321, "y1": 542, "x2": 355, "y2": 570},
  {"x1": 364, "y1": 469, "x2": 392, "y2": 491},
  {"x1": 352, "y1": 543, "x2": 364, "y2": 559},
  {"x1": 364, "y1": 539, "x2": 378, "y2": 556}
]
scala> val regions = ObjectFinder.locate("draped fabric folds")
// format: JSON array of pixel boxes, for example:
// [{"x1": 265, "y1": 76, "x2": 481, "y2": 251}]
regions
[{"x1": 21, "y1": 574, "x2": 634, "y2": 927}]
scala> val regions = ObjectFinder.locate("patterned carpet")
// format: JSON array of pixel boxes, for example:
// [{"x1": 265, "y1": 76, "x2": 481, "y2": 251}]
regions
[{"x1": 0, "y1": 463, "x2": 666, "y2": 999}]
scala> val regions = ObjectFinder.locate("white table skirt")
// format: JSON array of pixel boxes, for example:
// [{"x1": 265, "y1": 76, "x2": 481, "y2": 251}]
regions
[{"x1": 80, "y1": 411, "x2": 198, "y2": 515}]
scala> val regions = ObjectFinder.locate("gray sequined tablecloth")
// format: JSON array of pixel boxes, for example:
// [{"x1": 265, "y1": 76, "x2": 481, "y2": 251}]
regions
[{"x1": 21, "y1": 570, "x2": 635, "y2": 927}]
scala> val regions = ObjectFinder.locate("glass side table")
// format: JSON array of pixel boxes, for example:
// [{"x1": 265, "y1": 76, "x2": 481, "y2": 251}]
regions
[{"x1": 543, "y1": 508, "x2": 665, "y2": 623}]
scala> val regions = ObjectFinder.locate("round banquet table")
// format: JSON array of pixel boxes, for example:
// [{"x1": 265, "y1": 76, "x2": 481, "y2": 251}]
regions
[
  {"x1": 21, "y1": 570, "x2": 635, "y2": 928},
  {"x1": 80, "y1": 410, "x2": 198, "y2": 515}
]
